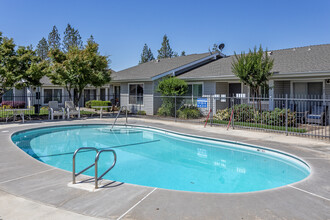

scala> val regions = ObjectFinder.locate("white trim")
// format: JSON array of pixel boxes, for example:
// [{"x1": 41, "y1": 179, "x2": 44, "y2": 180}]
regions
[
  {"x1": 128, "y1": 83, "x2": 145, "y2": 106},
  {"x1": 151, "y1": 52, "x2": 220, "y2": 81}
]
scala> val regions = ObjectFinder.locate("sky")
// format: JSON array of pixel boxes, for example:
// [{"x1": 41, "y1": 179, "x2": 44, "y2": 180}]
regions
[{"x1": 0, "y1": 0, "x2": 329, "y2": 71}]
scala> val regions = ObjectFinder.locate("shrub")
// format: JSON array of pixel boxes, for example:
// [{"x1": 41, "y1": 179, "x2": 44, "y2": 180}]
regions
[
  {"x1": 156, "y1": 77, "x2": 188, "y2": 117},
  {"x1": 1, "y1": 101, "x2": 26, "y2": 108},
  {"x1": 157, "y1": 99, "x2": 175, "y2": 116},
  {"x1": 137, "y1": 110, "x2": 146, "y2": 115},
  {"x1": 177, "y1": 105, "x2": 201, "y2": 119},
  {"x1": 85, "y1": 100, "x2": 111, "y2": 110},
  {"x1": 1, "y1": 105, "x2": 12, "y2": 109},
  {"x1": 214, "y1": 104, "x2": 297, "y2": 127}
]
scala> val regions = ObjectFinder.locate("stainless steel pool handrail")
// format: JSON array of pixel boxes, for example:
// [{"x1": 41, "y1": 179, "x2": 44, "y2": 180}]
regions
[
  {"x1": 111, "y1": 106, "x2": 127, "y2": 130},
  {"x1": 72, "y1": 147, "x2": 99, "y2": 184},
  {"x1": 95, "y1": 149, "x2": 117, "y2": 189}
]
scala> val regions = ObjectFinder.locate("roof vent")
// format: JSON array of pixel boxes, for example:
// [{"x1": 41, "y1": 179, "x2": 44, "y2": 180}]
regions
[
  {"x1": 155, "y1": 59, "x2": 160, "y2": 63},
  {"x1": 293, "y1": 48, "x2": 296, "y2": 51},
  {"x1": 267, "y1": 51, "x2": 273, "y2": 55},
  {"x1": 308, "y1": 47, "x2": 311, "y2": 51}
]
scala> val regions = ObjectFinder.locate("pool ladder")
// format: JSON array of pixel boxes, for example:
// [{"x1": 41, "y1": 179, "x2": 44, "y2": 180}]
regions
[
  {"x1": 72, "y1": 147, "x2": 117, "y2": 189},
  {"x1": 111, "y1": 106, "x2": 128, "y2": 130}
]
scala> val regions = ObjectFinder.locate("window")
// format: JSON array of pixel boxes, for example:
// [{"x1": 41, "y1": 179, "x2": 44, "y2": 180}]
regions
[
  {"x1": 249, "y1": 84, "x2": 269, "y2": 98},
  {"x1": 100, "y1": 88, "x2": 106, "y2": 101},
  {"x1": 44, "y1": 89, "x2": 62, "y2": 104},
  {"x1": 185, "y1": 84, "x2": 203, "y2": 97},
  {"x1": 129, "y1": 84, "x2": 143, "y2": 104},
  {"x1": 261, "y1": 84, "x2": 269, "y2": 97},
  {"x1": 185, "y1": 83, "x2": 203, "y2": 105}
]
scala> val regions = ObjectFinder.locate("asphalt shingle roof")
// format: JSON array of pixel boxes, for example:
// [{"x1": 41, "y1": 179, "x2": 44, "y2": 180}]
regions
[
  {"x1": 112, "y1": 53, "x2": 211, "y2": 81},
  {"x1": 178, "y1": 44, "x2": 330, "y2": 80}
]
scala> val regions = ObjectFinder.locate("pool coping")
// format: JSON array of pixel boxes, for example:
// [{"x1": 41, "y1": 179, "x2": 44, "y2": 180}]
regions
[{"x1": 0, "y1": 118, "x2": 329, "y2": 219}]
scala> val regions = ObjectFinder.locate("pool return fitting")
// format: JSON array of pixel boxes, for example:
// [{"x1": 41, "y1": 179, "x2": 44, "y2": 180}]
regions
[{"x1": 72, "y1": 147, "x2": 117, "y2": 189}]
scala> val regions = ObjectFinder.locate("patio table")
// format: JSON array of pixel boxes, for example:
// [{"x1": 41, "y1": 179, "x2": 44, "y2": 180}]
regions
[
  {"x1": 91, "y1": 106, "x2": 113, "y2": 118},
  {"x1": 3, "y1": 108, "x2": 32, "y2": 123}
]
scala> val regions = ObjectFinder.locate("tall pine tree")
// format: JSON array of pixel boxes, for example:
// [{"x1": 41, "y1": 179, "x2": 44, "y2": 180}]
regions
[
  {"x1": 63, "y1": 23, "x2": 83, "y2": 52},
  {"x1": 36, "y1": 37, "x2": 49, "y2": 60},
  {"x1": 48, "y1": 25, "x2": 61, "y2": 50},
  {"x1": 157, "y1": 34, "x2": 176, "y2": 59},
  {"x1": 87, "y1": 35, "x2": 96, "y2": 44},
  {"x1": 139, "y1": 44, "x2": 154, "y2": 64}
]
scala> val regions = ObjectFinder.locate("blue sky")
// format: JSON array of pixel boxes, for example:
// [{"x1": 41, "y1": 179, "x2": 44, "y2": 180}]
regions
[{"x1": 0, "y1": 0, "x2": 329, "y2": 71}]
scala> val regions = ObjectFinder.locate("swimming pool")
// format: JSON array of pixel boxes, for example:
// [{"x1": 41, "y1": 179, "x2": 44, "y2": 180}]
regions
[{"x1": 11, "y1": 124, "x2": 310, "y2": 193}]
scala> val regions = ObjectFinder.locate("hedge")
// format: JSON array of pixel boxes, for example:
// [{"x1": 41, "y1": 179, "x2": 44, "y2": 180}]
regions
[{"x1": 85, "y1": 100, "x2": 111, "y2": 110}]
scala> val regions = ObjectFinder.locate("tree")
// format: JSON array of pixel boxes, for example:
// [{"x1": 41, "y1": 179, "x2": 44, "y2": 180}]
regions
[
  {"x1": 62, "y1": 23, "x2": 83, "y2": 53},
  {"x1": 48, "y1": 40, "x2": 110, "y2": 105},
  {"x1": 181, "y1": 51, "x2": 186, "y2": 56},
  {"x1": 157, "y1": 34, "x2": 176, "y2": 59},
  {"x1": 156, "y1": 77, "x2": 188, "y2": 116},
  {"x1": 36, "y1": 37, "x2": 49, "y2": 60},
  {"x1": 48, "y1": 25, "x2": 61, "y2": 50},
  {"x1": 87, "y1": 35, "x2": 95, "y2": 44},
  {"x1": 231, "y1": 45, "x2": 274, "y2": 109},
  {"x1": 139, "y1": 44, "x2": 154, "y2": 64},
  {"x1": 0, "y1": 32, "x2": 48, "y2": 99}
]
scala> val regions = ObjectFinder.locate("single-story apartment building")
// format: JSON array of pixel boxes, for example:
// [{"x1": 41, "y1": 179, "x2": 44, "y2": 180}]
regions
[
  {"x1": 110, "y1": 44, "x2": 330, "y2": 115},
  {"x1": 2, "y1": 44, "x2": 330, "y2": 115}
]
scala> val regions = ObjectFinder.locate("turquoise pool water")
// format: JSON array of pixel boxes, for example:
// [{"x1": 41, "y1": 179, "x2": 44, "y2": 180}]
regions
[{"x1": 11, "y1": 125, "x2": 310, "y2": 193}]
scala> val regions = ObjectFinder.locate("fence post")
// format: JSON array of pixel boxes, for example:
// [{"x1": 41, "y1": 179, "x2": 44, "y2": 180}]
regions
[
  {"x1": 210, "y1": 96, "x2": 213, "y2": 127},
  {"x1": 231, "y1": 98, "x2": 235, "y2": 129},
  {"x1": 174, "y1": 95, "x2": 177, "y2": 122},
  {"x1": 285, "y1": 94, "x2": 288, "y2": 136}
]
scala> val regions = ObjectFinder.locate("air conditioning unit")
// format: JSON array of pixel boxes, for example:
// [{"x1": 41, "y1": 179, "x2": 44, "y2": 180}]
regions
[{"x1": 326, "y1": 79, "x2": 330, "y2": 84}]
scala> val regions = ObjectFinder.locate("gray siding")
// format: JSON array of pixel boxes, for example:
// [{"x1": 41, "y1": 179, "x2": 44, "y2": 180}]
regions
[
  {"x1": 201, "y1": 81, "x2": 216, "y2": 115},
  {"x1": 153, "y1": 80, "x2": 162, "y2": 115},
  {"x1": 120, "y1": 82, "x2": 154, "y2": 115}
]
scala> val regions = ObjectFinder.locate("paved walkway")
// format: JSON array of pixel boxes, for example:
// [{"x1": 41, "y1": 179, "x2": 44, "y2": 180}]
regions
[{"x1": 0, "y1": 118, "x2": 329, "y2": 219}]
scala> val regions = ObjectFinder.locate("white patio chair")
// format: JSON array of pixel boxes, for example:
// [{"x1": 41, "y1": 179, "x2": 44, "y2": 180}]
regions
[
  {"x1": 65, "y1": 101, "x2": 80, "y2": 119},
  {"x1": 48, "y1": 101, "x2": 65, "y2": 120}
]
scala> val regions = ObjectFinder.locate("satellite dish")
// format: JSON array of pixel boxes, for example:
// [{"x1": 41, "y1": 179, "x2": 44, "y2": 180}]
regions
[{"x1": 218, "y1": 43, "x2": 225, "y2": 51}]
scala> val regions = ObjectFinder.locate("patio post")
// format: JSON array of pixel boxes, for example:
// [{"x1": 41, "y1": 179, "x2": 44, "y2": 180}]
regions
[{"x1": 285, "y1": 94, "x2": 288, "y2": 136}]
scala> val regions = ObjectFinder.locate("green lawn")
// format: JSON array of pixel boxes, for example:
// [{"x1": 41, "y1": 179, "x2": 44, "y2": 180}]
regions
[{"x1": 208, "y1": 119, "x2": 307, "y2": 133}]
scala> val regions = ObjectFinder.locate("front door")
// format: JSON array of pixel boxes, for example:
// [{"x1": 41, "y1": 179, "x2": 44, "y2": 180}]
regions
[
  {"x1": 229, "y1": 83, "x2": 241, "y2": 97},
  {"x1": 229, "y1": 83, "x2": 242, "y2": 106},
  {"x1": 114, "y1": 86, "x2": 120, "y2": 106}
]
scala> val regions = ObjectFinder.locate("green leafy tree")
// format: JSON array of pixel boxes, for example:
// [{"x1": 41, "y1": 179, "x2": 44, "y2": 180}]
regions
[
  {"x1": 0, "y1": 32, "x2": 48, "y2": 99},
  {"x1": 87, "y1": 35, "x2": 95, "y2": 44},
  {"x1": 139, "y1": 43, "x2": 154, "y2": 64},
  {"x1": 48, "y1": 25, "x2": 61, "y2": 50},
  {"x1": 232, "y1": 45, "x2": 274, "y2": 109},
  {"x1": 62, "y1": 23, "x2": 83, "y2": 53},
  {"x1": 156, "y1": 77, "x2": 188, "y2": 116},
  {"x1": 181, "y1": 51, "x2": 186, "y2": 56},
  {"x1": 48, "y1": 40, "x2": 110, "y2": 105},
  {"x1": 157, "y1": 34, "x2": 176, "y2": 59},
  {"x1": 36, "y1": 37, "x2": 49, "y2": 60}
]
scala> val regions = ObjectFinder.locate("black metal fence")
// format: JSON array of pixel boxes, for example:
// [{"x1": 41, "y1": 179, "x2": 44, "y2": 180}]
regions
[{"x1": 1, "y1": 93, "x2": 329, "y2": 140}]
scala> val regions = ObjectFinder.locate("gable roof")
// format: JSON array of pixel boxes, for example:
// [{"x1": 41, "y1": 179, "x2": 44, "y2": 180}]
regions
[
  {"x1": 178, "y1": 44, "x2": 330, "y2": 80},
  {"x1": 112, "y1": 52, "x2": 218, "y2": 82}
]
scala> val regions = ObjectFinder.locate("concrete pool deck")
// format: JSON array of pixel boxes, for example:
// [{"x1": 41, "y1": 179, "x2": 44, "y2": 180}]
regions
[{"x1": 0, "y1": 118, "x2": 329, "y2": 219}]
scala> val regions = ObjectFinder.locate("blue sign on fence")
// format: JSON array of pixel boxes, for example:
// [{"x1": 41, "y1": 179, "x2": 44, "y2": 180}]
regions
[{"x1": 197, "y1": 98, "x2": 208, "y2": 108}]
